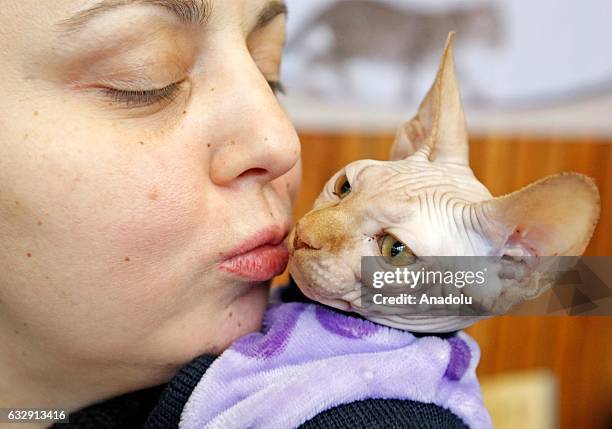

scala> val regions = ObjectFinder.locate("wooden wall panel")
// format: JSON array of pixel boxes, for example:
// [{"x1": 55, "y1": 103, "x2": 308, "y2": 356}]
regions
[{"x1": 287, "y1": 132, "x2": 612, "y2": 429}]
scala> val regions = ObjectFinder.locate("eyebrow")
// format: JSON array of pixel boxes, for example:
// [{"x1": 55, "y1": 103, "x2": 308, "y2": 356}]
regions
[{"x1": 59, "y1": 0, "x2": 286, "y2": 32}]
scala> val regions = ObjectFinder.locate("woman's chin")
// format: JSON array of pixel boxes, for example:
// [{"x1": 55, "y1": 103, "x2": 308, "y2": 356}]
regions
[
  {"x1": 200, "y1": 281, "x2": 270, "y2": 352},
  {"x1": 138, "y1": 281, "x2": 269, "y2": 374},
  {"x1": 219, "y1": 282, "x2": 270, "y2": 346}
]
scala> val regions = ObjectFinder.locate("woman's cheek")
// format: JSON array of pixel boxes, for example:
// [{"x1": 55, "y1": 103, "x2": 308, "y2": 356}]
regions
[
  {"x1": 18, "y1": 129, "x2": 206, "y2": 279},
  {"x1": 100, "y1": 161, "x2": 202, "y2": 262}
]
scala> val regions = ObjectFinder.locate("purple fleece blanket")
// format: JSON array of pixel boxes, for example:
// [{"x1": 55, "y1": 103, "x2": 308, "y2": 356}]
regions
[{"x1": 180, "y1": 302, "x2": 492, "y2": 429}]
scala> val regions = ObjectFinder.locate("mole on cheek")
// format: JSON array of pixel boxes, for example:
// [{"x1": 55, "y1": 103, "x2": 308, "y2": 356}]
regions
[
  {"x1": 33, "y1": 111, "x2": 39, "y2": 117},
  {"x1": 148, "y1": 188, "x2": 160, "y2": 200},
  {"x1": 26, "y1": 252, "x2": 32, "y2": 258}
]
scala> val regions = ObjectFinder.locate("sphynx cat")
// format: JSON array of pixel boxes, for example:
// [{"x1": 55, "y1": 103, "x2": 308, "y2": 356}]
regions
[{"x1": 288, "y1": 34, "x2": 600, "y2": 333}]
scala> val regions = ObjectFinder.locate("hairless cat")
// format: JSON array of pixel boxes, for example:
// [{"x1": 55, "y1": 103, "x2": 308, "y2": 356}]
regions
[{"x1": 288, "y1": 33, "x2": 600, "y2": 333}]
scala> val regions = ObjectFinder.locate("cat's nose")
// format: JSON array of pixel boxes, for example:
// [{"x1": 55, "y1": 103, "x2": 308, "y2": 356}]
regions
[{"x1": 293, "y1": 224, "x2": 319, "y2": 251}]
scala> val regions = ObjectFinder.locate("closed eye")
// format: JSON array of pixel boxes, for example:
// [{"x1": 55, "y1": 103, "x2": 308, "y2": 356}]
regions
[
  {"x1": 102, "y1": 79, "x2": 283, "y2": 107},
  {"x1": 267, "y1": 80, "x2": 285, "y2": 95},
  {"x1": 102, "y1": 81, "x2": 183, "y2": 107}
]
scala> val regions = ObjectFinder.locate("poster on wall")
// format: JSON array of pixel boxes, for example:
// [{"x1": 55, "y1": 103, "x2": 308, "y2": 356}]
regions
[{"x1": 280, "y1": 0, "x2": 612, "y2": 134}]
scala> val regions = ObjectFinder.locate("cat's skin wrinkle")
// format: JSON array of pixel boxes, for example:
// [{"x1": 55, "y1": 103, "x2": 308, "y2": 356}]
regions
[{"x1": 289, "y1": 34, "x2": 600, "y2": 332}]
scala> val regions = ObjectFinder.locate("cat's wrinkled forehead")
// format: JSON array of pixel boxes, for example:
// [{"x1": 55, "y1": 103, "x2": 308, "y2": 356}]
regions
[
  {"x1": 338, "y1": 157, "x2": 487, "y2": 202},
  {"x1": 343, "y1": 160, "x2": 395, "y2": 188},
  {"x1": 345, "y1": 157, "x2": 452, "y2": 181}
]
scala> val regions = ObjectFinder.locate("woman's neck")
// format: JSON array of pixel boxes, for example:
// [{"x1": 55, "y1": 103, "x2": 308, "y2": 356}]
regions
[{"x1": 0, "y1": 326, "x2": 172, "y2": 429}]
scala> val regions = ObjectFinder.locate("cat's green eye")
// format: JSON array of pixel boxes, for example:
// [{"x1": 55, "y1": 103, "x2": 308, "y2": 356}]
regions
[
  {"x1": 333, "y1": 175, "x2": 351, "y2": 198},
  {"x1": 380, "y1": 234, "x2": 416, "y2": 265}
]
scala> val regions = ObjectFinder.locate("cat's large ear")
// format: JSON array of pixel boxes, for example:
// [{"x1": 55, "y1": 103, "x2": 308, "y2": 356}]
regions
[
  {"x1": 390, "y1": 32, "x2": 469, "y2": 165},
  {"x1": 472, "y1": 173, "x2": 600, "y2": 257}
]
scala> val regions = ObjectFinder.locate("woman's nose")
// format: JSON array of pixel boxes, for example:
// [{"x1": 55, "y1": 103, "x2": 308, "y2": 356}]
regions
[{"x1": 209, "y1": 66, "x2": 301, "y2": 187}]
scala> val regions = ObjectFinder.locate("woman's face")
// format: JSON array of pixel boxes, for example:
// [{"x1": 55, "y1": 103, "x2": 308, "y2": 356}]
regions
[{"x1": 0, "y1": 0, "x2": 300, "y2": 386}]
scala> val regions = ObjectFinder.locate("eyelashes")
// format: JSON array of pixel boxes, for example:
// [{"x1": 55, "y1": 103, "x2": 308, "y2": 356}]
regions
[
  {"x1": 102, "y1": 81, "x2": 183, "y2": 107},
  {"x1": 102, "y1": 79, "x2": 285, "y2": 108},
  {"x1": 267, "y1": 80, "x2": 285, "y2": 95}
]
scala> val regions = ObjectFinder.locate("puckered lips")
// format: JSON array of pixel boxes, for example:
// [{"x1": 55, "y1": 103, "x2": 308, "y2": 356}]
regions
[{"x1": 219, "y1": 225, "x2": 289, "y2": 282}]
